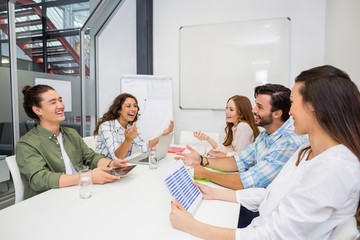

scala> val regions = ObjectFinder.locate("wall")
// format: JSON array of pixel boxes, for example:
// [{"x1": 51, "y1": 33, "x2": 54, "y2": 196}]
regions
[
  {"x1": 325, "y1": 0, "x2": 360, "y2": 87},
  {"x1": 97, "y1": 0, "x2": 137, "y2": 117},
  {"x1": 97, "y1": 0, "x2": 359, "y2": 143},
  {"x1": 152, "y1": 0, "x2": 326, "y2": 142}
]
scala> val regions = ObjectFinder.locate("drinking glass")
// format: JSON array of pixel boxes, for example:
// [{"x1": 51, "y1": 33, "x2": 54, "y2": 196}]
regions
[{"x1": 79, "y1": 167, "x2": 92, "y2": 199}]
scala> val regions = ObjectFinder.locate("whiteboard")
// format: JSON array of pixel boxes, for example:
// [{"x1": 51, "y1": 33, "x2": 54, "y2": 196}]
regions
[
  {"x1": 180, "y1": 18, "x2": 291, "y2": 109},
  {"x1": 120, "y1": 74, "x2": 173, "y2": 141}
]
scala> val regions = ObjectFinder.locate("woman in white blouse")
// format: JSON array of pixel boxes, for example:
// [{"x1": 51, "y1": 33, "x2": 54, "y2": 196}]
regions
[
  {"x1": 194, "y1": 95, "x2": 260, "y2": 157},
  {"x1": 170, "y1": 65, "x2": 360, "y2": 240},
  {"x1": 93, "y1": 93, "x2": 173, "y2": 159}
]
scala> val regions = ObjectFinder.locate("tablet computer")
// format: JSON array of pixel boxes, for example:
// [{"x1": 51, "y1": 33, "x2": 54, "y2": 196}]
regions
[
  {"x1": 161, "y1": 161, "x2": 203, "y2": 215},
  {"x1": 110, "y1": 165, "x2": 136, "y2": 177}
]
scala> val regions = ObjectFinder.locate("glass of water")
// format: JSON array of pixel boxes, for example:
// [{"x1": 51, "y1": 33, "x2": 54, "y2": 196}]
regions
[
  {"x1": 148, "y1": 148, "x2": 158, "y2": 170},
  {"x1": 79, "y1": 167, "x2": 92, "y2": 199}
]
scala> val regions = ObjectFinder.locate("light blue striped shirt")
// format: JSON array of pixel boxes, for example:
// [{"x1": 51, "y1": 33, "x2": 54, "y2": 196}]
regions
[
  {"x1": 95, "y1": 119, "x2": 148, "y2": 159},
  {"x1": 234, "y1": 119, "x2": 307, "y2": 188}
]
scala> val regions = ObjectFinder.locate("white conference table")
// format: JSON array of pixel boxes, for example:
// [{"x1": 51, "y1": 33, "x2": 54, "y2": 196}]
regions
[{"x1": 0, "y1": 153, "x2": 240, "y2": 240}]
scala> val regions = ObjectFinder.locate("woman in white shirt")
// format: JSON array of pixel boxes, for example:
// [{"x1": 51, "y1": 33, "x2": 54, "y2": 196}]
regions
[
  {"x1": 194, "y1": 95, "x2": 260, "y2": 157},
  {"x1": 170, "y1": 65, "x2": 360, "y2": 240},
  {"x1": 93, "y1": 93, "x2": 174, "y2": 159}
]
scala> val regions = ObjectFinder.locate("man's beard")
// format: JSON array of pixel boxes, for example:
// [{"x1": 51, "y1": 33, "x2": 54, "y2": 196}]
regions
[{"x1": 255, "y1": 113, "x2": 273, "y2": 127}]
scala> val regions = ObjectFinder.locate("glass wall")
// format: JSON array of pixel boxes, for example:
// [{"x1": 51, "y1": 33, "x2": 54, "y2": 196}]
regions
[
  {"x1": 0, "y1": 1, "x2": 15, "y2": 208},
  {"x1": 0, "y1": 0, "x2": 127, "y2": 209},
  {"x1": 12, "y1": 0, "x2": 93, "y2": 137},
  {"x1": 0, "y1": 0, "x2": 95, "y2": 209}
]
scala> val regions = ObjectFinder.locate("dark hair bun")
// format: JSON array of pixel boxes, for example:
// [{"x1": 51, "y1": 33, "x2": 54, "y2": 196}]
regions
[{"x1": 22, "y1": 85, "x2": 32, "y2": 96}]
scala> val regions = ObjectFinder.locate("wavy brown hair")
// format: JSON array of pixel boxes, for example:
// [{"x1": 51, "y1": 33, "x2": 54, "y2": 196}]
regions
[
  {"x1": 223, "y1": 95, "x2": 260, "y2": 146},
  {"x1": 295, "y1": 65, "x2": 360, "y2": 226},
  {"x1": 93, "y1": 93, "x2": 139, "y2": 135}
]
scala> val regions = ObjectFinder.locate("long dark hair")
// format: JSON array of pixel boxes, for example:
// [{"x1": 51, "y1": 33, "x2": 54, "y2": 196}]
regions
[
  {"x1": 294, "y1": 65, "x2": 360, "y2": 226},
  {"x1": 22, "y1": 85, "x2": 55, "y2": 121},
  {"x1": 93, "y1": 93, "x2": 139, "y2": 135},
  {"x1": 223, "y1": 95, "x2": 260, "y2": 146}
]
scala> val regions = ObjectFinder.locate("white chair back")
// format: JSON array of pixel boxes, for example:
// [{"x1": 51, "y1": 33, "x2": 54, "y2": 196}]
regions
[
  {"x1": 82, "y1": 135, "x2": 97, "y2": 150},
  {"x1": 178, "y1": 130, "x2": 220, "y2": 147},
  {"x1": 5, "y1": 155, "x2": 24, "y2": 204},
  {"x1": 330, "y1": 217, "x2": 360, "y2": 240}
]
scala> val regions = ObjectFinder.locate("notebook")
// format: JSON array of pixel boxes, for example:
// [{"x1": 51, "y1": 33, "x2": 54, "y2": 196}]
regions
[
  {"x1": 126, "y1": 132, "x2": 174, "y2": 164},
  {"x1": 161, "y1": 160, "x2": 203, "y2": 215}
]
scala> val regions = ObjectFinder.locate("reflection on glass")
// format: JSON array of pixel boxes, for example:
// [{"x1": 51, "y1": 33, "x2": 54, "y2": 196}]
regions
[
  {"x1": 11, "y1": 1, "x2": 92, "y2": 141},
  {"x1": 11, "y1": 1, "x2": 90, "y2": 76}
]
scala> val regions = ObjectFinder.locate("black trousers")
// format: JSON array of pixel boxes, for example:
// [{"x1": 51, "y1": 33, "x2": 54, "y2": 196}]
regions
[{"x1": 237, "y1": 206, "x2": 260, "y2": 228}]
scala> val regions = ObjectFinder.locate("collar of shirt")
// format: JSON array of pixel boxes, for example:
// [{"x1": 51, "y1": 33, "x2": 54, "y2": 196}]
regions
[
  {"x1": 112, "y1": 119, "x2": 131, "y2": 133},
  {"x1": 35, "y1": 124, "x2": 65, "y2": 142},
  {"x1": 263, "y1": 119, "x2": 293, "y2": 146}
]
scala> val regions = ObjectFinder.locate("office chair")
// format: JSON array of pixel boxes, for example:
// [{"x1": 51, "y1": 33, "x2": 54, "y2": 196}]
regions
[
  {"x1": 5, "y1": 155, "x2": 24, "y2": 204},
  {"x1": 82, "y1": 135, "x2": 97, "y2": 150},
  {"x1": 330, "y1": 217, "x2": 360, "y2": 240}
]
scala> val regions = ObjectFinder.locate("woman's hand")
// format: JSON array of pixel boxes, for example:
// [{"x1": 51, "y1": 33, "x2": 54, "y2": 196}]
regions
[
  {"x1": 193, "y1": 182, "x2": 217, "y2": 200},
  {"x1": 208, "y1": 149, "x2": 226, "y2": 158},
  {"x1": 193, "y1": 131, "x2": 209, "y2": 141},
  {"x1": 162, "y1": 120, "x2": 174, "y2": 136},
  {"x1": 111, "y1": 158, "x2": 128, "y2": 168},
  {"x1": 170, "y1": 198, "x2": 196, "y2": 233},
  {"x1": 124, "y1": 124, "x2": 138, "y2": 141}
]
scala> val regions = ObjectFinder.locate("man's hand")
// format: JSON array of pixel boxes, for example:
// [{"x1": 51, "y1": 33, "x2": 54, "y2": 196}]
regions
[
  {"x1": 174, "y1": 145, "x2": 201, "y2": 166},
  {"x1": 91, "y1": 167, "x2": 121, "y2": 184}
]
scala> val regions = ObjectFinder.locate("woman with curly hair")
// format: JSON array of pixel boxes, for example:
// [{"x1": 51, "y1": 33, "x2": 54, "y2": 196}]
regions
[{"x1": 94, "y1": 93, "x2": 173, "y2": 159}]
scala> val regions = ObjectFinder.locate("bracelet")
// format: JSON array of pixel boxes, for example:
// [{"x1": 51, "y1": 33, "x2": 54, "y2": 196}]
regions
[
  {"x1": 107, "y1": 160, "x2": 113, "y2": 168},
  {"x1": 203, "y1": 157, "x2": 209, "y2": 167},
  {"x1": 200, "y1": 155, "x2": 209, "y2": 167}
]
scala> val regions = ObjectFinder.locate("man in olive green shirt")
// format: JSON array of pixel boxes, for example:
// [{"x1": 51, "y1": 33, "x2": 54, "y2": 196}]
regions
[{"x1": 17, "y1": 85, "x2": 128, "y2": 200}]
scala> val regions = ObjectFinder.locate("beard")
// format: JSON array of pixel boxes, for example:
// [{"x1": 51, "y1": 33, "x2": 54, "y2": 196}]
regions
[{"x1": 255, "y1": 113, "x2": 273, "y2": 127}]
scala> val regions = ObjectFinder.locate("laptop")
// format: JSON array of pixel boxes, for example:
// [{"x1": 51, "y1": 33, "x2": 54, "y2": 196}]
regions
[{"x1": 126, "y1": 132, "x2": 174, "y2": 164}]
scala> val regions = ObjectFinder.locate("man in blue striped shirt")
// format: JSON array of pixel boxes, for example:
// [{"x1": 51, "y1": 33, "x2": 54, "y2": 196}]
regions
[{"x1": 176, "y1": 84, "x2": 307, "y2": 190}]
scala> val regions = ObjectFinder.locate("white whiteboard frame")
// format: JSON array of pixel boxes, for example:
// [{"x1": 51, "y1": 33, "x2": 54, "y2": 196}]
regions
[
  {"x1": 120, "y1": 74, "x2": 173, "y2": 141},
  {"x1": 179, "y1": 17, "x2": 291, "y2": 110}
]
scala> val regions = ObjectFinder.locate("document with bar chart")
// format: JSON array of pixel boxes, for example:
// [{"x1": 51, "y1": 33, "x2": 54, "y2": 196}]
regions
[{"x1": 161, "y1": 161, "x2": 203, "y2": 215}]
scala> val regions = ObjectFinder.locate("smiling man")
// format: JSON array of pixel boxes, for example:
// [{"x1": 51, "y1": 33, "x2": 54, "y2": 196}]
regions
[
  {"x1": 16, "y1": 85, "x2": 128, "y2": 200},
  {"x1": 176, "y1": 84, "x2": 308, "y2": 190}
]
